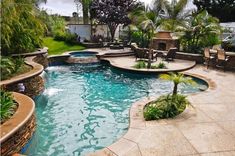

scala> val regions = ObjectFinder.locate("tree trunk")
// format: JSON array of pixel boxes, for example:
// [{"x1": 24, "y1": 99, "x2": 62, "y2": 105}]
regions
[
  {"x1": 108, "y1": 24, "x2": 117, "y2": 42},
  {"x1": 147, "y1": 49, "x2": 152, "y2": 69},
  {"x1": 173, "y1": 83, "x2": 178, "y2": 95},
  {"x1": 82, "y1": 0, "x2": 89, "y2": 24}
]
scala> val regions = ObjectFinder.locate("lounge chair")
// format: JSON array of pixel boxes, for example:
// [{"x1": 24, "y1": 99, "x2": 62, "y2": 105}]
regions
[
  {"x1": 204, "y1": 48, "x2": 216, "y2": 69},
  {"x1": 162, "y1": 48, "x2": 177, "y2": 61},
  {"x1": 216, "y1": 49, "x2": 230, "y2": 71}
]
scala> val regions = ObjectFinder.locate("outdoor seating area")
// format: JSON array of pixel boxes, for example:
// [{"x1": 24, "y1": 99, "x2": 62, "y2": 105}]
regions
[{"x1": 204, "y1": 48, "x2": 230, "y2": 71}]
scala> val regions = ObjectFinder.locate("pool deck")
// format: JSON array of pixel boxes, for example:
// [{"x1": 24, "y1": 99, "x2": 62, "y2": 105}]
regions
[
  {"x1": 89, "y1": 65, "x2": 235, "y2": 156},
  {"x1": 102, "y1": 56, "x2": 196, "y2": 73}
]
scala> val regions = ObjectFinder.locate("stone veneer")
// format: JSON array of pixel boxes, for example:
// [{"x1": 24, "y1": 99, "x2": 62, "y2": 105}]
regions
[
  {"x1": 5, "y1": 75, "x2": 44, "y2": 98},
  {"x1": 0, "y1": 92, "x2": 36, "y2": 156}
]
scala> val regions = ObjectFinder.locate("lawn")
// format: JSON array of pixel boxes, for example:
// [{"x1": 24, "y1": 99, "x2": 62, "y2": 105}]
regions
[{"x1": 43, "y1": 37, "x2": 85, "y2": 55}]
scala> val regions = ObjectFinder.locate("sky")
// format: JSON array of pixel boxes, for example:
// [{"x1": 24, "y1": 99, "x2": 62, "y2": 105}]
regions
[{"x1": 39, "y1": 0, "x2": 196, "y2": 17}]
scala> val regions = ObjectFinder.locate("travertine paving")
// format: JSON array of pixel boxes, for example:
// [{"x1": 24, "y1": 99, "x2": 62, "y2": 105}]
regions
[
  {"x1": 89, "y1": 65, "x2": 235, "y2": 156},
  {"x1": 103, "y1": 56, "x2": 196, "y2": 73}
]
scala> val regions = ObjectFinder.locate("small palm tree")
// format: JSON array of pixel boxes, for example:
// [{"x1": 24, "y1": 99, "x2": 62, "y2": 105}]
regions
[{"x1": 160, "y1": 72, "x2": 196, "y2": 95}]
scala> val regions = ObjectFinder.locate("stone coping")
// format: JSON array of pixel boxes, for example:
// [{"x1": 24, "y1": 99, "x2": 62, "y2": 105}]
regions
[
  {"x1": 100, "y1": 57, "x2": 196, "y2": 74},
  {"x1": 0, "y1": 56, "x2": 44, "y2": 86},
  {"x1": 11, "y1": 47, "x2": 48, "y2": 57},
  {"x1": 89, "y1": 71, "x2": 216, "y2": 156},
  {"x1": 0, "y1": 92, "x2": 35, "y2": 143}
]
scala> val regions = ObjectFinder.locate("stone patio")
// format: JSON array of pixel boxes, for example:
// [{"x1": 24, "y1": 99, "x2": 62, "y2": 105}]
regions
[
  {"x1": 102, "y1": 56, "x2": 196, "y2": 73},
  {"x1": 89, "y1": 65, "x2": 235, "y2": 156}
]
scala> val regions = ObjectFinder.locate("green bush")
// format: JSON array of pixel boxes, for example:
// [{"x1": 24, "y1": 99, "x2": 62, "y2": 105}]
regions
[
  {"x1": 134, "y1": 61, "x2": 147, "y2": 69},
  {"x1": 131, "y1": 30, "x2": 149, "y2": 48},
  {"x1": 151, "y1": 62, "x2": 167, "y2": 69},
  {"x1": 0, "y1": 90, "x2": 17, "y2": 123},
  {"x1": 134, "y1": 61, "x2": 167, "y2": 69},
  {"x1": 0, "y1": 57, "x2": 25, "y2": 80},
  {"x1": 54, "y1": 32, "x2": 77, "y2": 44},
  {"x1": 54, "y1": 32, "x2": 67, "y2": 41},
  {"x1": 144, "y1": 94, "x2": 190, "y2": 121}
]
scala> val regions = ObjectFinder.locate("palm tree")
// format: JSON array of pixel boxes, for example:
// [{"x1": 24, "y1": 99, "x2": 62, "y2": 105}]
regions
[
  {"x1": 129, "y1": 5, "x2": 160, "y2": 68},
  {"x1": 160, "y1": 72, "x2": 196, "y2": 95},
  {"x1": 179, "y1": 10, "x2": 222, "y2": 53},
  {"x1": 153, "y1": 0, "x2": 190, "y2": 32}
]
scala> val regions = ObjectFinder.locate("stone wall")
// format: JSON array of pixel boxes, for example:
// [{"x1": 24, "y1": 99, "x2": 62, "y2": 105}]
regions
[
  {"x1": 33, "y1": 54, "x2": 48, "y2": 68},
  {"x1": 6, "y1": 76, "x2": 44, "y2": 98},
  {"x1": 175, "y1": 52, "x2": 235, "y2": 70},
  {"x1": 1, "y1": 114, "x2": 36, "y2": 156},
  {"x1": 176, "y1": 52, "x2": 204, "y2": 63}
]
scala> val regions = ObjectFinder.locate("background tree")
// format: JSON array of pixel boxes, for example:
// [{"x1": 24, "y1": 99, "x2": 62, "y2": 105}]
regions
[
  {"x1": 129, "y1": 5, "x2": 159, "y2": 47},
  {"x1": 193, "y1": 0, "x2": 235, "y2": 22},
  {"x1": 154, "y1": 0, "x2": 191, "y2": 32},
  {"x1": 179, "y1": 10, "x2": 221, "y2": 53},
  {"x1": 1, "y1": 0, "x2": 45, "y2": 55},
  {"x1": 129, "y1": 4, "x2": 159, "y2": 69},
  {"x1": 90, "y1": 0, "x2": 139, "y2": 42},
  {"x1": 81, "y1": 0, "x2": 92, "y2": 24}
]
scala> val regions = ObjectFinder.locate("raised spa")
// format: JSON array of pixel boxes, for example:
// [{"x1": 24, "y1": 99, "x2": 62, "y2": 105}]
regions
[
  {"x1": 70, "y1": 51, "x2": 98, "y2": 58},
  {"x1": 23, "y1": 63, "x2": 207, "y2": 156}
]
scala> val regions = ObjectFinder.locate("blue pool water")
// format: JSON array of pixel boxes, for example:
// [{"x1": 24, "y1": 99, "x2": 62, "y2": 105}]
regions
[
  {"x1": 70, "y1": 51, "x2": 98, "y2": 58},
  {"x1": 25, "y1": 63, "x2": 207, "y2": 156}
]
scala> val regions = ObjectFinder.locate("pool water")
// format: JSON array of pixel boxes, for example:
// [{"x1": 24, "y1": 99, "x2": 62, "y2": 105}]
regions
[
  {"x1": 70, "y1": 51, "x2": 98, "y2": 58},
  {"x1": 24, "y1": 63, "x2": 207, "y2": 156}
]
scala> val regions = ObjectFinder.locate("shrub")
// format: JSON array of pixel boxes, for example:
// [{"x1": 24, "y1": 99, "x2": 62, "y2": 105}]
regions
[
  {"x1": 134, "y1": 61, "x2": 147, "y2": 69},
  {"x1": 0, "y1": 57, "x2": 15, "y2": 80},
  {"x1": 157, "y1": 62, "x2": 167, "y2": 69},
  {"x1": 151, "y1": 62, "x2": 167, "y2": 69},
  {"x1": 0, "y1": 90, "x2": 17, "y2": 123},
  {"x1": 144, "y1": 94, "x2": 190, "y2": 120},
  {"x1": 131, "y1": 30, "x2": 149, "y2": 48},
  {"x1": 0, "y1": 57, "x2": 25, "y2": 80},
  {"x1": 65, "y1": 33, "x2": 77, "y2": 44}
]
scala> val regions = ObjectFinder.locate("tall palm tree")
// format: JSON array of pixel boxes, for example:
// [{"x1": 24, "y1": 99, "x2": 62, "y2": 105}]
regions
[
  {"x1": 153, "y1": 0, "x2": 190, "y2": 31},
  {"x1": 76, "y1": 0, "x2": 91, "y2": 24},
  {"x1": 129, "y1": 5, "x2": 160, "y2": 68},
  {"x1": 160, "y1": 73, "x2": 196, "y2": 95}
]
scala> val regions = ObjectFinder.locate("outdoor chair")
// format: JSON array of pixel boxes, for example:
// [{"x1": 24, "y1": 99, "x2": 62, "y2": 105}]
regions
[
  {"x1": 204, "y1": 48, "x2": 216, "y2": 69},
  {"x1": 162, "y1": 48, "x2": 177, "y2": 61},
  {"x1": 135, "y1": 48, "x2": 149, "y2": 61},
  {"x1": 130, "y1": 43, "x2": 138, "y2": 51},
  {"x1": 216, "y1": 49, "x2": 230, "y2": 71}
]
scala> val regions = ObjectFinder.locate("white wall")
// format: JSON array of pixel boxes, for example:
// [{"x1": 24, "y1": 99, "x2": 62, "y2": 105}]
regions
[
  {"x1": 68, "y1": 24, "x2": 91, "y2": 41},
  {"x1": 68, "y1": 24, "x2": 125, "y2": 41}
]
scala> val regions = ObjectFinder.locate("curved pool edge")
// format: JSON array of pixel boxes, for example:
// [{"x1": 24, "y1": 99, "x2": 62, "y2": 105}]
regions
[
  {"x1": 88, "y1": 71, "x2": 216, "y2": 156},
  {"x1": 0, "y1": 92, "x2": 36, "y2": 156},
  {"x1": 100, "y1": 58, "x2": 197, "y2": 74}
]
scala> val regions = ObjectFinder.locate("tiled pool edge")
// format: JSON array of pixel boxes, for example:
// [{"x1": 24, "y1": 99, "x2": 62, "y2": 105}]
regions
[{"x1": 88, "y1": 71, "x2": 215, "y2": 156}]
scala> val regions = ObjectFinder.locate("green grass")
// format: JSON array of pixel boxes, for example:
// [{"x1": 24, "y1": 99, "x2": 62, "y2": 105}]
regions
[{"x1": 43, "y1": 37, "x2": 85, "y2": 55}]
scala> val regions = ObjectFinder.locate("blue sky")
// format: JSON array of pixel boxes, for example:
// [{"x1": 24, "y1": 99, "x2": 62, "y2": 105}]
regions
[{"x1": 39, "y1": 0, "x2": 196, "y2": 16}]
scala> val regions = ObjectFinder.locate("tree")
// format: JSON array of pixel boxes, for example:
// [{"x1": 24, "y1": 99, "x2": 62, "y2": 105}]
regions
[
  {"x1": 1, "y1": 0, "x2": 45, "y2": 55},
  {"x1": 160, "y1": 73, "x2": 196, "y2": 95},
  {"x1": 153, "y1": 0, "x2": 191, "y2": 32},
  {"x1": 129, "y1": 5, "x2": 159, "y2": 68},
  {"x1": 193, "y1": 0, "x2": 235, "y2": 22},
  {"x1": 90, "y1": 0, "x2": 139, "y2": 42},
  {"x1": 179, "y1": 10, "x2": 221, "y2": 53},
  {"x1": 81, "y1": 0, "x2": 91, "y2": 24}
]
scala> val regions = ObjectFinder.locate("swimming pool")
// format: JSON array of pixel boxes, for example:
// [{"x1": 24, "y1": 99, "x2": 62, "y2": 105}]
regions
[
  {"x1": 70, "y1": 51, "x2": 98, "y2": 58},
  {"x1": 24, "y1": 63, "x2": 207, "y2": 156}
]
